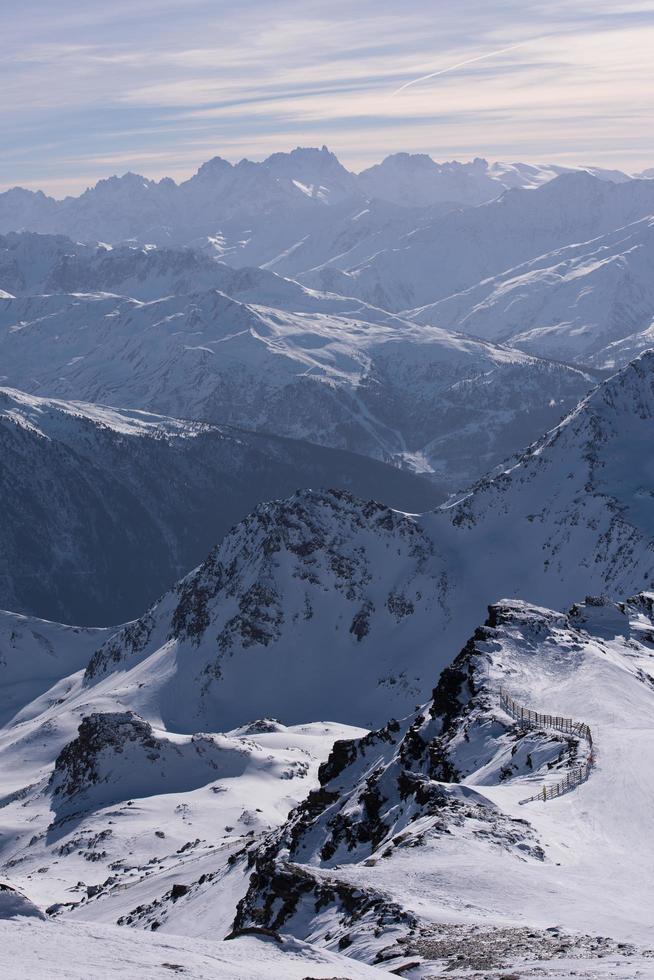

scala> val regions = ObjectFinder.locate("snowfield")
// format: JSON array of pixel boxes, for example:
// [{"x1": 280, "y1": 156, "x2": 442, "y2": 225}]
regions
[{"x1": 0, "y1": 922, "x2": 395, "y2": 979}]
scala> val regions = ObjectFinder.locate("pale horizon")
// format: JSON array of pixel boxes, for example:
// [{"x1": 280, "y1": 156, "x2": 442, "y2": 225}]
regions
[
  {"x1": 4, "y1": 144, "x2": 650, "y2": 200},
  {"x1": 3, "y1": 0, "x2": 654, "y2": 196}
]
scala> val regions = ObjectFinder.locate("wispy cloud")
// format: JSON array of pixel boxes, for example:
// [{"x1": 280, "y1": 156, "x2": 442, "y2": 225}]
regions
[{"x1": 1, "y1": 1, "x2": 653, "y2": 194}]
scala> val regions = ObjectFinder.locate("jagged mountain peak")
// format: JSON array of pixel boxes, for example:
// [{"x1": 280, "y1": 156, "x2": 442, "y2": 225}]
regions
[
  {"x1": 232, "y1": 589, "x2": 654, "y2": 961},
  {"x1": 264, "y1": 144, "x2": 341, "y2": 166},
  {"x1": 81, "y1": 485, "x2": 439, "y2": 728},
  {"x1": 70, "y1": 355, "x2": 654, "y2": 730},
  {"x1": 191, "y1": 156, "x2": 234, "y2": 180},
  {"x1": 78, "y1": 172, "x2": 162, "y2": 197}
]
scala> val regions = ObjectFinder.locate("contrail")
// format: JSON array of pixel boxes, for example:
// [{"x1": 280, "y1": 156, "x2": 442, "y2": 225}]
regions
[{"x1": 391, "y1": 40, "x2": 536, "y2": 96}]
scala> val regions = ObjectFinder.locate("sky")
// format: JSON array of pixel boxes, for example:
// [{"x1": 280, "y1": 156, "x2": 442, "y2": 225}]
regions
[{"x1": 3, "y1": 0, "x2": 654, "y2": 196}]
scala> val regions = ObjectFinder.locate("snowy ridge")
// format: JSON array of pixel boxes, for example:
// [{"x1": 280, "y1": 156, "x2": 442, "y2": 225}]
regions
[
  {"x1": 301, "y1": 172, "x2": 654, "y2": 311},
  {"x1": 0, "y1": 267, "x2": 594, "y2": 491},
  {"x1": 230, "y1": 593, "x2": 654, "y2": 970},
  {"x1": 498, "y1": 689, "x2": 593, "y2": 803},
  {"x1": 0, "y1": 386, "x2": 440, "y2": 625},
  {"x1": 53, "y1": 353, "x2": 654, "y2": 732},
  {"x1": 411, "y1": 214, "x2": 654, "y2": 369}
]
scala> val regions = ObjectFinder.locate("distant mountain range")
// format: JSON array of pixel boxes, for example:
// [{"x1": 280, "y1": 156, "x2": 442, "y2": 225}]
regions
[{"x1": 0, "y1": 231, "x2": 595, "y2": 507}]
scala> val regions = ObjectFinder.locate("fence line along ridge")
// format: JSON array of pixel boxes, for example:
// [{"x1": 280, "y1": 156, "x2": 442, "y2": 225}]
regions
[{"x1": 498, "y1": 688, "x2": 594, "y2": 804}]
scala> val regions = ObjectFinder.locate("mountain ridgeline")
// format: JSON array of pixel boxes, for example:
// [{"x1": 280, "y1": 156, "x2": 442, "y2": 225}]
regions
[{"x1": 3, "y1": 145, "x2": 654, "y2": 976}]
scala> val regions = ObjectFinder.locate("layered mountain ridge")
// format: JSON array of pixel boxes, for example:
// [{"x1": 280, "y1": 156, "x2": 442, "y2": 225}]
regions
[
  {"x1": 3, "y1": 143, "x2": 654, "y2": 979},
  {"x1": 0, "y1": 387, "x2": 441, "y2": 625},
  {"x1": 412, "y1": 214, "x2": 654, "y2": 369},
  {"x1": 0, "y1": 148, "x2": 632, "y2": 254},
  {"x1": 0, "y1": 241, "x2": 595, "y2": 493},
  {"x1": 302, "y1": 172, "x2": 654, "y2": 311},
  {"x1": 71, "y1": 353, "x2": 654, "y2": 731}
]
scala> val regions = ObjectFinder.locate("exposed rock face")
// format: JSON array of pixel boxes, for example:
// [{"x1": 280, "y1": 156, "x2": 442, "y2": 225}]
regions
[
  {"x1": 231, "y1": 591, "x2": 654, "y2": 960},
  {"x1": 50, "y1": 713, "x2": 159, "y2": 803},
  {"x1": 49, "y1": 712, "x2": 251, "y2": 817},
  {"x1": 231, "y1": 603, "x2": 568, "y2": 950},
  {"x1": 82, "y1": 489, "x2": 443, "y2": 729},
  {"x1": 80, "y1": 356, "x2": 654, "y2": 730}
]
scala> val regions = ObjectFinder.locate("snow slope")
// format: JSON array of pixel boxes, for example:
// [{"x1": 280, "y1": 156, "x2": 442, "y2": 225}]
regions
[
  {"x1": 4, "y1": 594, "x2": 654, "y2": 977},
  {"x1": 0, "y1": 632, "x2": 367, "y2": 937},
  {"x1": 0, "y1": 610, "x2": 108, "y2": 727},
  {"x1": 65, "y1": 353, "x2": 654, "y2": 732},
  {"x1": 0, "y1": 923, "x2": 394, "y2": 979},
  {"x1": 233, "y1": 593, "x2": 654, "y2": 970},
  {"x1": 0, "y1": 284, "x2": 594, "y2": 491},
  {"x1": 301, "y1": 173, "x2": 654, "y2": 311},
  {"x1": 356, "y1": 154, "x2": 628, "y2": 208},
  {"x1": 0, "y1": 386, "x2": 441, "y2": 626},
  {"x1": 412, "y1": 215, "x2": 654, "y2": 368}
]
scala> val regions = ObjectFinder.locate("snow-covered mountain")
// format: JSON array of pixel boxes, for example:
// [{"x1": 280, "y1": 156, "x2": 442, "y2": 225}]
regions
[
  {"x1": 356, "y1": 154, "x2": 630, "y2": 208},
  {"x1": 63, "y1": 353, "x2": 654, "y2": 733},
  {"x1": 0, "y1": 608, "x2": 369, "y2": 954},
  {"x1": 0, "y1": 610, "x2": 108, "y2": 726},
  {"x1": 4, "y1": 143, "x2": 654, "y2": 980},
  {"x1": 0, "y1": 273, "x2": 594, "y2": 490},
  {"x1": 0, "y1": 387, "x2": 440, "y2": 626},
  {"x1": 0, "y1": 149, "x2": 422, "y2": 270},
  {"x1": 231, "y1": 592, "x2": 654, "y2": 970},
  {"x1": 412, "y1": 215, "x2": 654, "y2": 369},
  {"x1": 2, "y1": 352, "x2": 654, "y2": 979},
  {"x1": 3, "y1": 590, "x2": 654, "y2": 976},
  {"x1": 301, "y1": 172, "x2": 654, "y2": 311},
  {"x1": 0, "y1": 228, "x2": 424, "y2": 319},
  {"x1": 0, "y1": 149, "x2": 632, "y2": 270}
]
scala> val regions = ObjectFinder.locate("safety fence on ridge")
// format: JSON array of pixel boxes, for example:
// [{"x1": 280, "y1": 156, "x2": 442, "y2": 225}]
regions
[{"x1": 498, "y1": 688, "x2": 594, "y2": 804}]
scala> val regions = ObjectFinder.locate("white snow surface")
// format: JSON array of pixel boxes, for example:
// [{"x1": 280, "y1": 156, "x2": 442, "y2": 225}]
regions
[
  {"x1": 412, "y1": 214, "x2": 654, "y2": 368},
  {"x1": 300, "y1": 172, "x2": 654, "y2": 312},
  {"x1": 0, "y1": 923, "x2": 393, "y2": 978}
]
